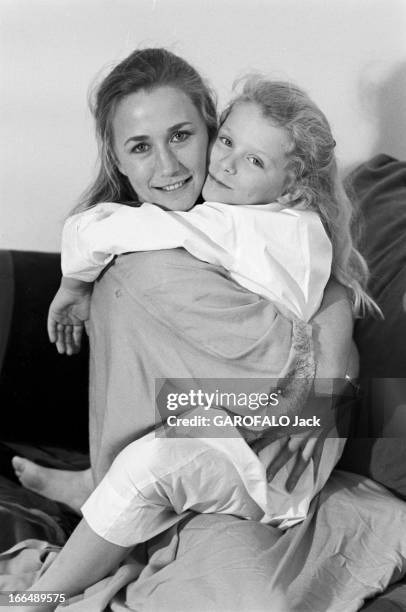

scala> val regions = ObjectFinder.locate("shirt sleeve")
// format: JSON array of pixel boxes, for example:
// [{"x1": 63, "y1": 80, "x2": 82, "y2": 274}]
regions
[
  {"x1": 61, "y1": 202, "x2": 237, "y2": 282},
  {"x1": 272, "y1": 210, "x2": 332, "y2": 321},
  {"x1": 230, "y1": 206, "x2": 332, "y2": 321}
]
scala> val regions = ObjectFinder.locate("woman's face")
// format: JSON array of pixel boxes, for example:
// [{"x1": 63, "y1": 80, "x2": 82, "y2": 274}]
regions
[{"x1": 112, "y1": 86, "x2": 209, "y2": 211}]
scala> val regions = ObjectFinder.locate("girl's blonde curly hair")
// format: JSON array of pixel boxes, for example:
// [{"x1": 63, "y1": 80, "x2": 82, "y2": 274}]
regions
[{"x1": 222, "y1": 77, "x2": 379, "y2": 317}]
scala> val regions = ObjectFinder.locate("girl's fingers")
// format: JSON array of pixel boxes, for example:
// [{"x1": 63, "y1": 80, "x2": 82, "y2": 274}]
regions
[
  {"x1": 64, "y1": 324, "x2": 75, "y2": 355},
  {"x1": 51, "y1": 321, "x2": 83, "y2": 355},
  {"x1": 55, "y1": 323, "x2": 66, "y2": 354},
  {"x1": 72, "y1": 325, "x2": 83, "y2": 351},
  {"x1": 47, "y1": 314, "x2": 57, "y2": 343}
]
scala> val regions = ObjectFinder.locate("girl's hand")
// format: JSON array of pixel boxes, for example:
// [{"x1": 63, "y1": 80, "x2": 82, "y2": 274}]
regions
[{"x1": 47, "y1": 278, "x2": 92, "y2": 355}]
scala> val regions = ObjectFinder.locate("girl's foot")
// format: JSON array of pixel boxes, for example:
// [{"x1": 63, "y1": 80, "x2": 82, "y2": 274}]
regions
[{"x1": 12, "y1": 458, "x2": 93, "y2": 513}]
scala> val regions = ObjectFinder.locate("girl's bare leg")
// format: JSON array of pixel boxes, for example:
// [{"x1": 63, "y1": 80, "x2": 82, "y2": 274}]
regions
[
  {"x1": 10, "y1": 518, "x2": 130, "y2": 612},
  {"x1": 12, "y1": 459, "x2": 93, "y2": 513}
]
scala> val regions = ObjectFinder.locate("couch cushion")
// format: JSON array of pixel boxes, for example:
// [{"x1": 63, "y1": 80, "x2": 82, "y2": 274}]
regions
[{"x1": 338, "y1": 155, "x2": 406, "y2": 499}]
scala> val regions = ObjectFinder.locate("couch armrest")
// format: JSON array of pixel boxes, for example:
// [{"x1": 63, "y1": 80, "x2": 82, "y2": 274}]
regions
[
  {"x1": 0, "y1": 250, "x2": 14, "y2": 374},
  {"x1": 0, "y1": 250, "x2": 89, "y2": 451}
]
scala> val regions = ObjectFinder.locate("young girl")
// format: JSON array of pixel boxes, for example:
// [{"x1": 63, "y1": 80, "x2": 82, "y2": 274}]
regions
[{"x1": 12, "y1": 79, "x2": 375, "y2": 611}]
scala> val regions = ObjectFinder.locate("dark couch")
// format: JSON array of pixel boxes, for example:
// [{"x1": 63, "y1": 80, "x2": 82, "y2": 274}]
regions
[{"x1": 0, "y1": 249, "x2": 89, "y2": 452}]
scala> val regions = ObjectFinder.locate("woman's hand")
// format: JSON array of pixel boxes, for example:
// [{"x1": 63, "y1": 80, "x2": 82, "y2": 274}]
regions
[
  {"x1": 254, "y1": 279, "x2": 358, "y2": 491},
  {"x1": 47, "y1": 277, "x2": 93, "y2": 355},
  {"x1": 260, "y1": 377, "x2": 357, "y2": 491}
]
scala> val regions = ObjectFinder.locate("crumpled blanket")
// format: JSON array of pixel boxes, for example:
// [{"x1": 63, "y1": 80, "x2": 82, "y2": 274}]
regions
[{"x1": 1, "y1": 470, "x2": 406, "y2": 612}]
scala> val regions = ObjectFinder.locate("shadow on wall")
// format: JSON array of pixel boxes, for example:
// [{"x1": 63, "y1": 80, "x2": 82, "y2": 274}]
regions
[{"x1": 359, "y1": 61, "x2": 406, "y2": 163}]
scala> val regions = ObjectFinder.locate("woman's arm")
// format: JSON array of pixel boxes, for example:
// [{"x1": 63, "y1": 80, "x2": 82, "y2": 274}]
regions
[
  {"x1": 312, "y1": 278, "x2": 358, "y2": 383},
  {"x1": 263, "y1": 278, "x2": 358, "y2": 490}
]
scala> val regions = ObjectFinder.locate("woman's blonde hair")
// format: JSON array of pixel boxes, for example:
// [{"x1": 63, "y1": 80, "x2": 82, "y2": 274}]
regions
[
  {"x1": 75, "y1": 48, "x2": 217, "y2": 212},
  {"x1": 222, "y1": 77, "x2": 379, "y2": 317}
]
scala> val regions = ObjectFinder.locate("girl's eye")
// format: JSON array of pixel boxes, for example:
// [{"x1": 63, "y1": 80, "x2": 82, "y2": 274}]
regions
[
  {"x1": 219, "y1": 135, "x2": 232, "y2": 147},
  {"x1": 248, "y1": 155, "x2": 264, "y2": 168},
  {"x1": 171, "y1": 130, "x2": 190, "y2": 143},
  {"x1": 131, "y1": 142, "x2": 149, "y2": 154}
]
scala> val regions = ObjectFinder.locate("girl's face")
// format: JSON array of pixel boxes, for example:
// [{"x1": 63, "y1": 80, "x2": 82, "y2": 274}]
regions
[
  {"x1": 113, "y1": 86, "x2": 209, "y2": 211},
  {"x1": 203, "y1": 102, "x2": 290, "y2": 205}
]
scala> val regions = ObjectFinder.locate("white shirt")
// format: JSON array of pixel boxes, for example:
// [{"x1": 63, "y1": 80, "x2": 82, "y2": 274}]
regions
[{"x1": 62, "y1": 201, "x2": 332, "y2": 321}]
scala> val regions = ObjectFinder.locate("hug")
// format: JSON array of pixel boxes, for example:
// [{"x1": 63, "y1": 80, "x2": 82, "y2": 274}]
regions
[{"x1": 1, "y1": 47, "x2": 406, "y2": 611}]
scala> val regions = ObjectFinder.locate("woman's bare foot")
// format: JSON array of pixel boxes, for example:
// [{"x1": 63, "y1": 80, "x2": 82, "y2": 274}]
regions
[{"x1": 12, "y1": 458, "x2": 94, "y2": 513}]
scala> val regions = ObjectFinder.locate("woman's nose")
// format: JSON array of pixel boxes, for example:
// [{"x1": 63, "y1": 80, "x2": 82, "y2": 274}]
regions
[{"x1": 156, "y1": 146, "x2": 181, "y2": 176}]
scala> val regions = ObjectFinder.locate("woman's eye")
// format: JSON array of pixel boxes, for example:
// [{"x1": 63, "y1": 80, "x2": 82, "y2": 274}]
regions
[
  {"x1": 219, "y1": 135, "x2": 232, "y2": 147},
  {"x1": 131, "y1": 142, "x2": 149, "y2": 154},
  {"x1": 171, "y1": 131, "x2": 189, "y2": 143},
  {"x1": 248, "y1": 156, "x2": 264, "y2": 168}
]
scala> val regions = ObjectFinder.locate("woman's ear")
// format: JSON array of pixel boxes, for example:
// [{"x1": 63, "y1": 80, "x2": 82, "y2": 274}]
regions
[
  {"x1": 116, "y1": 164, "x2": 128, "y2": 177},
  {"x1": 109, "y1": 144, "x2": 127, "y2": 177},
  {"x1": 113, "y1": 155, "x2": 127, "y2": 178}
]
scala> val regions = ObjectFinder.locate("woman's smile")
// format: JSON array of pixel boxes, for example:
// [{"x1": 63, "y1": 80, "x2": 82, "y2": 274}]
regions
[{"x1": 154, "y1": 176, "x2": 193, "y2": 192}]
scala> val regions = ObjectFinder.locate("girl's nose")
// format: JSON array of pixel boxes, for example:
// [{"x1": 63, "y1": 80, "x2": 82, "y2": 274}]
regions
[
  {"x1": 156, "y1": 146, "x2": 181, "y2": 176},
  {"x1": 219, "y1": 154, "x2": 237, "y2": 175}
]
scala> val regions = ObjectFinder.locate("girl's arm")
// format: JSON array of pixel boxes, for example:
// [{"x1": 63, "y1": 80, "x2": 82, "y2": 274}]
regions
[
  {"x1": 61, "y1": 202, "x2": 236, "y2": 281},
  {"x1": 62, "y1": 202, "x2": 332, "y2": 322}
]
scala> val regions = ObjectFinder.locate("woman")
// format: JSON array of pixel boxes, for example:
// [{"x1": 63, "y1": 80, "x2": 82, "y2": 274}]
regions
[{"x1": 13, "y1": 48, "x2": 357, "y2": 517}]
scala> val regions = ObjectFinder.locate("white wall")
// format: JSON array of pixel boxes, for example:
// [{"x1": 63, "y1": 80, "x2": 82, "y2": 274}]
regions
[{"x1": 1, "y1": 0, "x2": 406, "y2": 251}]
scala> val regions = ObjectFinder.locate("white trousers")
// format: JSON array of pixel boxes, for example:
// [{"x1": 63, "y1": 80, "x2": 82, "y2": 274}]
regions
[{"x1": 82, "y1": 427, "x2": 344, "y2": 547}]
